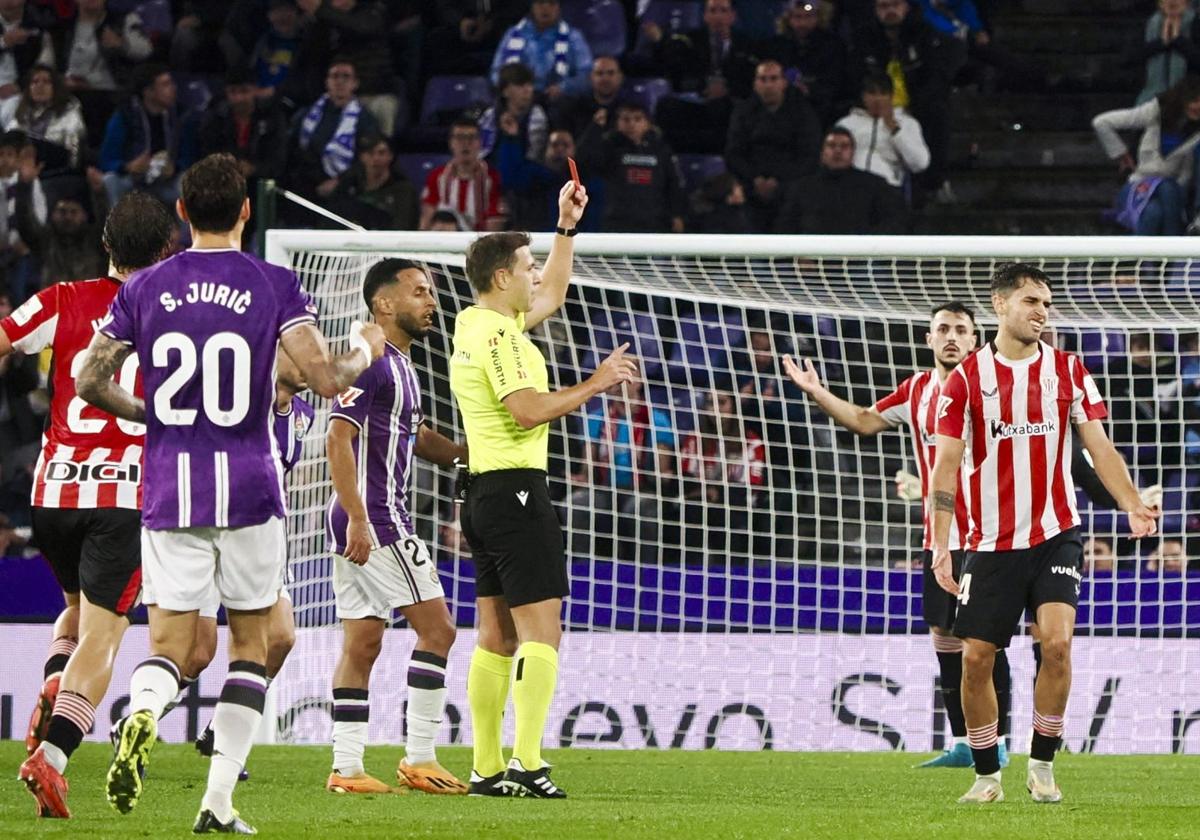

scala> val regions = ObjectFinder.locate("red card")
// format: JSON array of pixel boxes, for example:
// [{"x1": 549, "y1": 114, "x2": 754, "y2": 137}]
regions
[{"x1": 568, "y1": 156, "x2": 580, "y2": 189}]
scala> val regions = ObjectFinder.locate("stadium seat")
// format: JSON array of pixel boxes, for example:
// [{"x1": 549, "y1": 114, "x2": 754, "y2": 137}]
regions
[
  {"x1": 395, "y1": 153, "x2": 450, "y2": 190},
  {"x1": 625, "y1": 77, "x2": 673, "y2": 118},
  {"x1": 633, "y1": 1, "x2": 703, "y2": 55},
  {"x1": 677, "y1": 154, "x2": 726, "y2": 193},
  {"x1": 579, "y1": 307, "x2": 665, "y2": 381},
  {"x1": 135, "y1": 0, "x2": 172, "y2": 38},
  {"x1": 413, "y1": 76, "x2": 492, "y2": 146},
  {"x1": 561, "y1": 0, "x2": 628, "y2": 58}
]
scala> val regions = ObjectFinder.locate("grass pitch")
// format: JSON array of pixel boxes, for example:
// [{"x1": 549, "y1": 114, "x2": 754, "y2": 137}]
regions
[{"x1": 0, "y1": 742, "x2": 1196, "y2": 839}]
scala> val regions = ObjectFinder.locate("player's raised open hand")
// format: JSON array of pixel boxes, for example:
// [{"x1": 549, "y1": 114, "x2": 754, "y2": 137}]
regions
[
  {"x1": 931, "y1": 546, "x2": 959, "y2": 596},
  {"x1": 558, "y1": 180, "x2": 588, "y2": 225},
  {"x1": 781, "y1": 354, "x2": 821, "y2": 393},
  {"x1": 590, "y1": 342, "x2": 638, "y2": 391}
]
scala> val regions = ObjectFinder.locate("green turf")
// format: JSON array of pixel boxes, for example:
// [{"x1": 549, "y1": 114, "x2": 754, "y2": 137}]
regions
[{"x1": 1, "y1": 742, "x2": 1197, "y2": 838}]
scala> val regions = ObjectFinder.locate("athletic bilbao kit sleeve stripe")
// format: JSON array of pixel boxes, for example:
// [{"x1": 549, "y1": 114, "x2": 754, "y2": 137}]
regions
[
  {"x1": 1, "y1": 284, "x2": 60, "y2": 353},
  {"x1": 873, "y1": 374, "x2": 914, "y2": 428},
  {"x1": 1069, "y1": 355, "x2": 1108, "y2": 423},
  {"x1": 935, "y1": 367, "x2": 970, "y2": 440}
]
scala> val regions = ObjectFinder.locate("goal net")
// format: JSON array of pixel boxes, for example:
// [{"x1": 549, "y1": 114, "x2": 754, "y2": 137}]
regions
[{"x1": 265, "y1": 231, "x2": 1200, "y2": 755}]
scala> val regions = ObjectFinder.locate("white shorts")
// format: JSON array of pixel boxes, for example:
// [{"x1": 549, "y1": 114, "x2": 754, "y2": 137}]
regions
[
  {"x1": 199, "y1": 583, "x2": 291, "y2": 620},
  {"x1": 334, "y1": 534, "x2": 444, "y2": 620},
  {"x1": 142, "y1": 517, "x2": 287, "y2": 613}
]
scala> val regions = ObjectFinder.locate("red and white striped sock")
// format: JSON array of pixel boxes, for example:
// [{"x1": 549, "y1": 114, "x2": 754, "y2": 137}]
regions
[
  {"x1": 967, "y1": 719, "x2": 1001, "y2": 775},
  {"x1": 43, "y1": 636, "x2": 77, "y2": 681},
  {"x1": 42, "y1": 690, "x2": 96, "y2": 772}
]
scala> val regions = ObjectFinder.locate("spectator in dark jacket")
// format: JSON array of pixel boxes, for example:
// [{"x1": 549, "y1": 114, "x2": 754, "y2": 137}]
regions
[
  {"x1": 643, "y1": 0, "x2": 758, "y2": 98},
  {"x1": 98, "y1": 63, "x2": 199, "y2": 208},
  {"x1": 495, "y1": 125, "x2": 601, "y2": 231},
  {"x1": 725, "y1": 59, "x2": 822, "y2": 232},
  {"x1": 775, "y1": 126, "x2": 907, "y2": 233},
  {"x1": 763, "y1": 1, "x2": 850, "y2": 125},
  {"x1": 551, "y1": 55, "x2": 626, "y2": 141},
  {"x1": 688, "y1": 171, "x2": 752, "y2": 233},
  {"x1": 0, "y1": 0, "x2": 54, "y2": 101},
  {"x1": 15, "y1": 153, "x2": 107, "y2": 289},
  {"x1": 328, "y1": 132, "x2": 419, "y2": 229},
  {"x1": 850, "y1": 0, "x2": 964, "y2": 199},
  {"x1": 423, "y1": 0, "x2": 527, "y2": 77},
  {"x1": 577, "y1": 101, "x2": 686, "y2": 233},
  {"x1": 199, "y1": 66, "x2": 289, "y2": 183}
]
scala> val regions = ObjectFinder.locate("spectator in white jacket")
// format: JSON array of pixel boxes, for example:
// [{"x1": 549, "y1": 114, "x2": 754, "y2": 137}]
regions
[
  {"x1": 1092, "y1": 73, "x2": 1200, "y2": 235},
  {"x1": 836, "y1": 72, "x2": 928, "y2": 191}
]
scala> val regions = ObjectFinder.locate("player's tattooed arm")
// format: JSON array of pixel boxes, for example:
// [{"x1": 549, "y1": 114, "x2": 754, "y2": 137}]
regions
[
  {"x1": 280, "y1": 322, "x2": 383, "y2": 399},
  {"x1": 76, "y1": 333, "x2": 145, "y2": 423},
  {"x1": 932, "y1": 490, "x2": 956, "y2": 513}
]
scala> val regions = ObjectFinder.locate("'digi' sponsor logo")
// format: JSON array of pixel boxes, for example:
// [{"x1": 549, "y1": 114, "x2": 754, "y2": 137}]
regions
[
  {"x1": 1051, "y1": 565, "x2": 1082, "y2": 582},
  {"x1": 44, "y1": 461, "x2": 141, "y2": 483},
  {"x1": 989, "y1": 418, "x2": 1054, "y2": 439}
]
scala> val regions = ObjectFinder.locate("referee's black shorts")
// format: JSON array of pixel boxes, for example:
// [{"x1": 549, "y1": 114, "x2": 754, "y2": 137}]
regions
[
  {"x1": 460, "y1": 469, "x2": 568, "y2": 608},
  {"x1": 32, "y1": 506, "x2": 143, "y2": 616}
]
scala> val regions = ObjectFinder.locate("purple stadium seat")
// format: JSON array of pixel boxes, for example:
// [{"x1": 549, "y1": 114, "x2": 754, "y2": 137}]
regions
[
  {"x1": 561, "y1": 0, "x2": 628, "y2": 57},
  {"x1": 396, "y1": 153, "x2": 450, "y2": 190},
  {"x1": 677, "y1": 154, "x2": 726, "y2": 193},
  {"x1": 580, "y1": 308, "x2": 664, "y2": 380},
  {"x1": 135, "y1": 0, "x2": 172, "y2": 38},
  {"x1": 625, "y1": 77, "x2": 673, "y2": 117},
  {"x1": 420, "y1": 76, "x2": 492, "y2": 126},
  {"x1": 634, "y1": 1, "x2": 703, "y2": 55}
]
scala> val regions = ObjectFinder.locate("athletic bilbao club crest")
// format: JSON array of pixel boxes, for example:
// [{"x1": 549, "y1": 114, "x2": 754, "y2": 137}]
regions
[
  {"x1": 937, "y1": 395, "x2": 952, "y2": 420},
  {"x1": 336, "y1": 386, "x2": 364, "y2": 408}
]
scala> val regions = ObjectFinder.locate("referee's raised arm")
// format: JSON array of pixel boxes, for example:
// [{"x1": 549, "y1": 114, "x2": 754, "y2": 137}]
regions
[{"x1": 523, "y1": 181, "x2": 588, "y2": 330}]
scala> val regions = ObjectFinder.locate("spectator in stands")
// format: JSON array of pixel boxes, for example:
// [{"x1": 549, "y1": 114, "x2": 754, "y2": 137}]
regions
[
  {"x1": 1131, "y1": 0, "x2": 1196, "y2": 105},
  {"x1": 551, "y1": 54, "x2": 625, "y2": 142},
  {"x1": 419, "y1": 115, "x2": 504, "y2": 231},
  {"x1": 199, "y1": 66, "x2": 289, "y2": 184},
  {"x1": 14, "y1": 151, "x2": 106, "y2": 289},
  {"x1": 424, "y1": 0, "x2": 526, "y2": 77},
  {"x1": 851, "y1": 0, "x2": 964, "y2": 202},
  {"x1": 835, "y1": 72, "x2": 929, "y2": 190},
  {"x1": 495, "y1": 125, "x2": 598, "y2": 231},
  {"x1": 0, "y1": 0, "x2": 54, "y2": 101},
  {"x1": 688, "y1": 171, "x2": 752, "y2": 234},
  {"x1": 585, "y1": 379, "x2": 675, "y2": 506},
  {"x1": 0, "y1": 289, "x2": 40, "y2": 493},
  {"x1": 250, "y1": 0, "x2": 305, "y2": 107},
  {"x1": 642, "y1": 0, "x2": 757, "y2": 99},
  {"x1": 0, "y1": 64, "x2": 86, "y2": 173},
  {"x1": 170, "y1": 0, "x2": 242, "y2": 74},
  {"x1": 576, "y1": 101, "x2": 686, "y2": 233},
  {"x1": 762, "y1": 1, "x2": 850, "y2": 125},
  {"x1": 919, "y1": 0, "x2": 1043, "y2": 92},
  {"x1": 1083, "y1": 537, "x2": 1116, "y2": 575},
  {"x1": 329, "y1": 132, "x2": 419, "y2": 229},
  {"x1": 0, "y1": 131, "x2": 36, "y2": 299},
  {"x1": 490, "y1": 0, "x2": 593, "y2": 102},
  {"x1": 98, "y1": 63, "x2": 198, "y2": 208},
  {"x1": 775, "y1": 126, "x2": 907, "y2": 233},
  {"x1": 427, "y1": 209, "x2": 462, "y2": 230},
  {"x1": 294, "y1": 0, "x2": 404, "y2": 137},
  {"x1": 479, "y1": 61, "x2": 548, "y2": 161},
  {"x1": 1146, "y1": 538, "x2": 1186, "y2": 574},
  {"x1": 725, "y1": 59, "x2": 822, "y2": 232},
  {"x1": 1092, "y1": 74, "x2": 1200, "y2": 236},
  {"x1": 285, "y1": 57, "x2": 379, "y2": 200}
]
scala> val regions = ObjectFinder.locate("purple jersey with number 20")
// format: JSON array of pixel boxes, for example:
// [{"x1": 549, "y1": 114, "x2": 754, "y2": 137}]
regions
[{"x1": 100, "y1": 249, "x2": 317, "y2": 530}]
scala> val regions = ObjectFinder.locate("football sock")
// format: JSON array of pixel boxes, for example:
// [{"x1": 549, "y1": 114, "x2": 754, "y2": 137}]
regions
[
  {"x1": 993, "y1": 649, "x2": 1011, "y2": 740},
  {"x1": 43, "y1": 636, "x2": 77, "y2": 681},
  {"x1": 467, "y1": 647, "x2": 512, "y2": 777},
  {"x1": 129, "y1": 656, "x2": 181, "y2": 719},
  {"x1": 1032, "y1": 641, "x2": 1042, "y2": 680},
  {"x1": 44, "y1": 689, "x2": 96, "y2": 769},
  {"x1": 1031, "y1": 710, "x2": 1064, "y2": 761},
  {"x1": 201, "y1": 661, "x2": 267, "y2": 823},
  {"x1": 511, "y1": 642, "x2": 558, "y2": 772},
  {"x1": 405, "y1": 651, "x2": 447, "y2": 765},
  {"x1": 967, "y1": 720, "x2": 1000, "y2": 775},
  {"x1": 933, "y1": 634, "x2": 966, "y2": 739},
  {"x1": 159, "y1": 675, "x2": 196, "y2": 719},
  {"x1": 331, "y1": 687, "x2": 369, "y2": 776}
]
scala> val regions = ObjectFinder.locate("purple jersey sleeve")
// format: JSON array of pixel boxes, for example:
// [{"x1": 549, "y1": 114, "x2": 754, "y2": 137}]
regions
[
  {"x1": 276, "y1": 267, "x2": 318, "y2": 336},
  {"x1": 328, "y1": 363, "x2": 380, "y2": 430},
  {"x1": 98, "y1": 275, "x2": 138, "y2": 346}
]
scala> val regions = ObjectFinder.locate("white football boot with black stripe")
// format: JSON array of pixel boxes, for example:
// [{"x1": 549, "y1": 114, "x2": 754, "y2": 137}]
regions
[{"x1": 499, "y1": 759, "x2": 567, "y2": 799}]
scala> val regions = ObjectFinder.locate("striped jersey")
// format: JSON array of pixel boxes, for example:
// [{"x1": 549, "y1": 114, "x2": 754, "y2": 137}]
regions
[
  {"x1": 99, "y1": 249, "x2": 317, "y2": 530},
  {"x1": 874, "y1": 369, "x2": 968, "y2": 551},
  {"x1": 274, "y1": 395, "x2": 314, "y2": 475},
  {"x1": 0, "y1": 278, "x2": 144, "y2": 510},
  {"x1": 421, "y1": 162, "x2": 502, "y2": 231},
  {"x1": 326, "y1": 342, "x2": 423, "y2": 554},
  {"x1": 936, "y1": 341, "x2": 1107, "y2": 552}
]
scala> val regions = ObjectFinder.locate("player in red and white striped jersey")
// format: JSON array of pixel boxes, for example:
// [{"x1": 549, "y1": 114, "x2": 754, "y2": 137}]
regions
[
  {"x1": 930, "y1": 263, "x2": 1158, "y2": 806},
  {"x1": 11, "y1": 193, "x2": 176, "y2": 819},
  {"x1": 784, "y1": 302, "x2": 1011, "y2": 770}
]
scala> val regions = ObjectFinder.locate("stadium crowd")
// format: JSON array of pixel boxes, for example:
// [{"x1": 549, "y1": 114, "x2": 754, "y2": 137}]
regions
[{"x1": 0, "y1": 0, "x2": 1193, "y2": 577}]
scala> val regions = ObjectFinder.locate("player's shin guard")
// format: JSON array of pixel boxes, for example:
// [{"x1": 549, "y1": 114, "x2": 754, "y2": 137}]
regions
[
  {"x1": 1031, "y1": 710, "x2": 1064, "y2": 761},
  {"x1": 43, "y1": 636, "x2": 77, "y2": 681},
  {"x1": 467, "y1": 647, "x2": 512, "y2": 777},
  {"x1": 41, "y1": 691, "x2": 96, "y2": 773},
  {"x1": 200, "y1": 661, "x2": 267, "y2": 824},
  {"x1": 128, "y1": 656, "x2": 181, "y2": 719},
  {"x1": 405, "y1": 651, "x2": 448, "y2": 765},
  {"x1": 967, "y1": 720, "x2": 1000, "y2": 775},
  {"x1": 511, "y1": 642, "x2": 558, "y2": 772},
  {"x1": 933, "y1": 634, "x2": 966, "y2": 740},
  {"x1": 331, "y1": 688, "x2": 369, "y2": 776}
]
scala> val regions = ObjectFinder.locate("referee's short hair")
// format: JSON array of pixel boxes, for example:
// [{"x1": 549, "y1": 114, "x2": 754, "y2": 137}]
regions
[
  {"x1": 465, "y1": 231, "x2": 531, "y2": 294},
  {"x1": 991, "y1": 262, "x2": 1050, "y2": 297},
  {"x1": 363, "y1": 257, "x2": 423, "y2": 311}
]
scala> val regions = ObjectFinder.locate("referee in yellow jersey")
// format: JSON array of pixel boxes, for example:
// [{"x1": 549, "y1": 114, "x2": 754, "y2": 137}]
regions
[{"x1": 450, "y1": 181, "x2": 637, "y2": 798}]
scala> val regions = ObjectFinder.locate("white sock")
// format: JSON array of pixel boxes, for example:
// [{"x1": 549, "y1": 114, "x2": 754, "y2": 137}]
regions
[
  {"x1": 159, "y1": 676, "x2": 196, "y2": 719},
  {"x1": 129, "y1": 657, "x2": 181, "y2": 718},
  {"x1": 38, "y1": 742, "x2": 68, "y2": 774},
  {"x1": 332, "y1": 721, "x2": 367, "y2": 776},
  {"x1": 405, "y1": 686, "x2": 446, "y2": 765},
  {"x1": 1028, "y1": 757, "x2": 1053, "y2": 771},
  {"x1": 952, "y1": 736, "x2": 969, "y2": 747},
  {"x1": 201, "y1": 663, "x2": 267, "y2": 823}
]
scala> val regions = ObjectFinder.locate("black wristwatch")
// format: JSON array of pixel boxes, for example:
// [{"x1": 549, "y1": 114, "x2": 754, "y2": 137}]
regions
[{"x1": 555, "y1": 226, "x2": 578, "y2": 237}]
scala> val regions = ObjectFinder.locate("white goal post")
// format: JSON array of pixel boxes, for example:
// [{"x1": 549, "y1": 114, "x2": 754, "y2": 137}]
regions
[{"x1": 262, "y1": 230, "x2": 1200, "y2": 755}]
